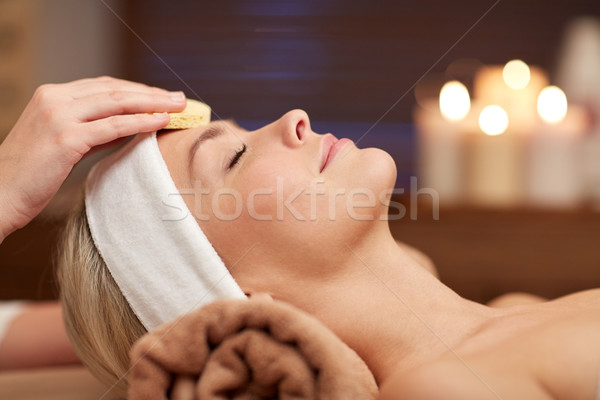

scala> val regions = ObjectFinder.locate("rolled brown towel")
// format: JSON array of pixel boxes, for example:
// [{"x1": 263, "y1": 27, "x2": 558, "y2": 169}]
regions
[{"x1": 128, "y1": 298, "x2": 378, "y2": 400}]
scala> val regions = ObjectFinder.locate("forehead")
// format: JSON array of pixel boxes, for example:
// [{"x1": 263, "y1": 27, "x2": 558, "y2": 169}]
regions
[
  {"x1": 157, "y1": 125, "x2": 202, "y2": 159},
  {"x1": 156, "y1": 126, "x2": 203, "y2": 189},
  {"x1": 156, "y1": 120, "x2": 242, "y2": 189},
  {"x1": 160, "y1": 119, "x2": 241, "y2": 156}
]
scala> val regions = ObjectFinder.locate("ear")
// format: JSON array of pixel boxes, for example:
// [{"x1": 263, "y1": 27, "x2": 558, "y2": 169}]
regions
[{"x1": 245, "y1": 292, "x2": 274, "y2": 302}]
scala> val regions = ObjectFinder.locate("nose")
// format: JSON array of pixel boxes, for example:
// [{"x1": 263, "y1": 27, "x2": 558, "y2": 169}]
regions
[{"x1": 277, "y1": 109, "x2": 311, "y2": 148}]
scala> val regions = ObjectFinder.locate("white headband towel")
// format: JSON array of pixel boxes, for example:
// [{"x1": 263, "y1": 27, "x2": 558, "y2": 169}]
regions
[{"x1": 85, "y1": 132, "x2": 246, "y2": 331}]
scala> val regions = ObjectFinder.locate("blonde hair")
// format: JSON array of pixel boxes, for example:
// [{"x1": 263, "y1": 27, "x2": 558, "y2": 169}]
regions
[{"x1": 56, "y1": 198, "x2": 146, "y2": 396}]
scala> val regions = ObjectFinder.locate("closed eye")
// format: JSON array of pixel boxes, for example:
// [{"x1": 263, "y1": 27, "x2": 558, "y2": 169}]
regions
[{"x1": 228, "y1": 144, "x2": 246, "y2": 169}]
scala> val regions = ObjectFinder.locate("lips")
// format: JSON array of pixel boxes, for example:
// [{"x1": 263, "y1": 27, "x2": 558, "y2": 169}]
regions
[{"x1": 320, "y1": 134, "x2": 353, "y2": 172}]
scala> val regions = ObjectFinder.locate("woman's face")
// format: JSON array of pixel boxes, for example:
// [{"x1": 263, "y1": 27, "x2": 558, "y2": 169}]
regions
[{"x1": 157, "y1": 109, "x2": 396, "y2": 299}]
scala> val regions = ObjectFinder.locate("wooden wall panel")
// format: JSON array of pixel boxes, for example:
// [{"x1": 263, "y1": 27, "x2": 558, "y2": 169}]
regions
[
  {"x1": 391, "y1": 206, "x2": 600, "y2": 302},
  {"x1": 2, "y1": 208, "x2": 599, "y2": 303}
]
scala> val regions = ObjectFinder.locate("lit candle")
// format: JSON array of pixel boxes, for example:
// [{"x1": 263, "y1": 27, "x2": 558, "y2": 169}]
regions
[
  {"x1": 415, "y1": 81, "x2": 472, "y2": 205},
  {"x1": 465, "y1": 104, "x2": 524, "y2": 207},
  {"x1": 503, "y1": 59, "x2": 531, "y2": 90},
  {"x1": 439, "y1": 81, "x2": 471, "y2": 121},
  {"x1": 527, "y1": 86, "x2": 588, "y2": 207},
  {"x1": 555, "y1": 19, "x2": 600, "y2": 207},
  {"x1": 415, "y1": 102, "x2": 464, "y2": 205},
  {"x1": 474, "y1": 61, "x2": 549, "y2": 134}
]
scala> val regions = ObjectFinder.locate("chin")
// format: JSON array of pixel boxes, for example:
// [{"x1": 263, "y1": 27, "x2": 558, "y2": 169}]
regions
[
  {"x1": 335, "y1": 147, "x2": 397, "y2": 221},
  {"x1": 320, "y1": 147, "x2": 396, "y2": 243},
  {"x1": 354, "y1": 147, "x2": 397, "y2": 189}
]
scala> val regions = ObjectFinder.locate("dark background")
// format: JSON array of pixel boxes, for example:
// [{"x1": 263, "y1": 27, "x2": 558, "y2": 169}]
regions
[
  {"x1": 122, "y1": 0, "x2": 599, "y2": 122},
  {"x1": 1, "y1": 0, "x2": 600, "y2": 303},
  {"x1": 119, "y1": 0, "x2": 600, "y2": 187}
]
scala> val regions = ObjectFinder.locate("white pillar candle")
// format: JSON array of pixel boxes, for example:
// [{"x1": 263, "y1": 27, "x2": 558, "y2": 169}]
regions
[
  {"x1": 584, "y1": 127, "x2": 600, "y2": 209},
  {"x1": 414, "y1": 100, "x2": 466, "y2": 205},
  {"x1": 465, "y1": 104, "x2": 524, "y2": 207},
  {"x1": 555, "y1": 18, "x2": 600, "y2": 207},
  {"x1": 474, "y1": 64, "x2": 549, "y2": 134},
  {"x1": 527, "y1": 105, "x2": 588, "y2": 208}
]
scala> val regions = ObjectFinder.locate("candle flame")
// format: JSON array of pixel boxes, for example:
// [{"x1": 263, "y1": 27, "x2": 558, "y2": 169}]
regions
[
  {"x1": 439, "y1": 81, "x2": 471, "y2": 121},
  {"x1": 537, "y1": 86, "x2": 568, "y2": 124},
  {"x1": 503, "y1": 59, "x2": 531, "y2": 90},
  {"x1": 479, "y1": 105, "x2": 509, "y2": 136}
]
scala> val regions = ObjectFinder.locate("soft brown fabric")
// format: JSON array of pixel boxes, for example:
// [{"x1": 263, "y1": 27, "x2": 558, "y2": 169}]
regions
[{"x1": 128, "y1": 299, "x2": 378, "y2": 400}]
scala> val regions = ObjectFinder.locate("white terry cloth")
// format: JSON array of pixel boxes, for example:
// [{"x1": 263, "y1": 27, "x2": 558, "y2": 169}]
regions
[
  {"x1": 85, "y1": 132, "x2": 246, "y2": 331},
  {"x1": 0, "y1": 301, "x2": 25, "y2": 344}
]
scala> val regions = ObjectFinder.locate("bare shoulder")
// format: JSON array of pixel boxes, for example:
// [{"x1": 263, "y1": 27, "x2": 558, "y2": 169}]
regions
[
  {"x1": 378, "y1": 290, "x2": 600, "y2": 400},
  {"x1": 529, "y1": 294, "x2": 600, "y2": 400},
  {"x1": 378, "y1": 354, "x2": 551, "y2": 400},
  {"x1": 551, "y1": 287, "x2": 600, "y2": 308},
  {"x1": 475, "y1": 290, "x2": 600, "y2": 399}
]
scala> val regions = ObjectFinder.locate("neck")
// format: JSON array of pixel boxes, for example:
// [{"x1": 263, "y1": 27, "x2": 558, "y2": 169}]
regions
[{"x1": 306, "y1": 222, "x2": 497, "y2": 385}]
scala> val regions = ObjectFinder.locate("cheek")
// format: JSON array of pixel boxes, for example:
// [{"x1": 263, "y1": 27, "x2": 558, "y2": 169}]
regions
[
  {"x1": 238, "y1": 156, "x2": 316, "y2": 220},
  {"x1": 198, "y1": 156, "x2": 313, "y2": 264},
  {"x1": 199, "y1": 213, "x2": 255, "y2": 268},
  {"x1": 200, "y1": 149, "x2": 396, "y2": 271},
  {"x1": 235, "y1": 150, "x2": 395, "y2": 226}
]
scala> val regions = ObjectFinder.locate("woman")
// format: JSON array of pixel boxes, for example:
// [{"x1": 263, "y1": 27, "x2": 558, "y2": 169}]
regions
[
  {"x1": 154, "y1": 111, "x2": 600, "y2": 400},
  {"x1": 3, "y1": 78, "x2": 600, "y2": 399},
  {"x1": 61, "y1": 106, "x2": 600, "y2": 399}
]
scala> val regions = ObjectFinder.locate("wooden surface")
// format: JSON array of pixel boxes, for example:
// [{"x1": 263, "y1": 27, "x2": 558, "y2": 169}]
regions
[
  {"x1": 1, "y1": 206, "x2": 599, "y2": 303},
  {"x1": 0, "y1": 366, "x2": 120, "y2": 400}
]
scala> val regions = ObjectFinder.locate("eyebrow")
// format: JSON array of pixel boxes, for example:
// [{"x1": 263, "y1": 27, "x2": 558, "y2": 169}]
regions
[{"x1": 187, "y1": 119, "x2": 242, "y2": 169}]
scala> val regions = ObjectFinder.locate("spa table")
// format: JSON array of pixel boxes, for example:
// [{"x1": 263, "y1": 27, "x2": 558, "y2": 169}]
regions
[
  {"x1": 0, "y1": 366, "x2": 120, "y2": 399},
  {"x1": 0, "y1": 205, "x2": 599, "y2": 398}
]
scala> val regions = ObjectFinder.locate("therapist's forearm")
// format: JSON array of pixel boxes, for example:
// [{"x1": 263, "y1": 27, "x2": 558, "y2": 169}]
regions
[
  {"x1": 0, "y1": 158, "x2": 18, "y2": 244},
  {"x1": 0, "y1": 192, "x2": 18, "y2": 244},
  {"x1": 0, "y1": 301, "x2": 80, "y2": 369},
  {"x1": 0, "y1": 200, "x2": 13, "y2": 245}
]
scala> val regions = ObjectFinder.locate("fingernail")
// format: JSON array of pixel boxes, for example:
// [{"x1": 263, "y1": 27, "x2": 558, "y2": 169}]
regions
[
  {"x1": 171, "y1": 92, "x2": 185, "y2": 102},
  {"x1": 155, "y1": 112, "x2": 169, "y2": 119}
]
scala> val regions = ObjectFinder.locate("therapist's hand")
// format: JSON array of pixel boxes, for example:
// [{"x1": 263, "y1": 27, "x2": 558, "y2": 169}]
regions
[{"x1": 0, "y1": 76, "x2": 186, "y2": 243}]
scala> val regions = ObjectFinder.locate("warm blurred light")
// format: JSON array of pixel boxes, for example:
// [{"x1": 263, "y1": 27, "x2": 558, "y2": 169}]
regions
[
  {"x1": 445, "y1": 58, "x2": 482, "y2": 83},
  {"x1": 479, "y1": 105, "x2": 509, "y2": 136},
  {"x1": 502, "y1": 59, "x2": 531, "y2": 89},
  {"x1": 439, "y1": 81, "x2": 471, "y2": 121},
  {"x1": 537, "y1": 86, "x2": 568, "y2": 123},
  {"x1": 414, "y1": 74, "x2": 447, "y2": 111}
]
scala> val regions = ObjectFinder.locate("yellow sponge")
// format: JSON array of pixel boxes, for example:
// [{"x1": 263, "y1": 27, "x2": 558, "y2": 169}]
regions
[{"x1": 161, "y1": 99, "x2": 211, "y2": 129}]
